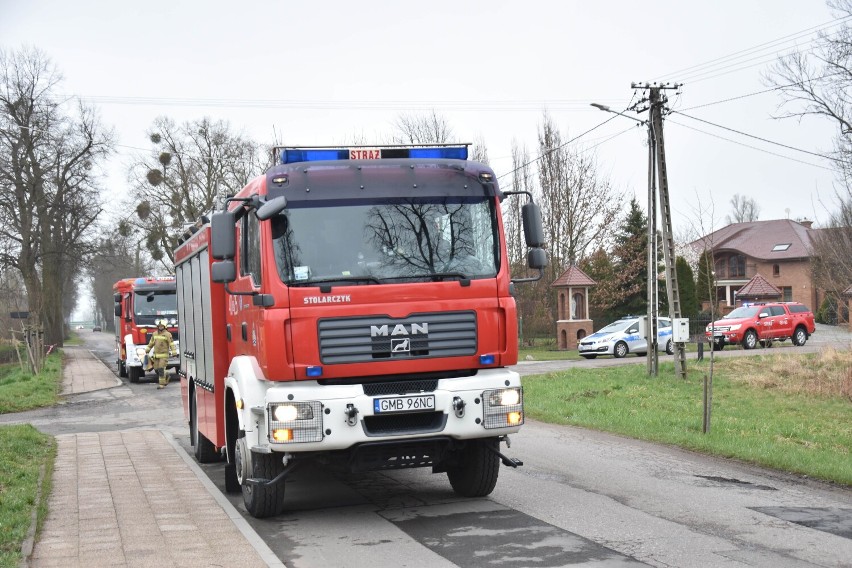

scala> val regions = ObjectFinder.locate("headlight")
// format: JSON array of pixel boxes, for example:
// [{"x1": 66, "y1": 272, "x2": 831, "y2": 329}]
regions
[
  {"x1": 273, "y1": 404, "x2": 313, "y2": 422},
  {"x1": 483, "y1": 387, "x2": 524, "y2": 429},
  {"x1": 268, "y1": 401, "x2": 323, "y2": 443},
  {"x1": 728, "y1": 324, "x2": 741, "y2": 331}
]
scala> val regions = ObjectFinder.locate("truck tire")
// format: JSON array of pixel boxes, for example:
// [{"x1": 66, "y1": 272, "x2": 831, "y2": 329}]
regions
[
  {"x1": 742, "y1": 330, "x2": 758, "y2": 350},
  {"x1": 190, "y1": 390, "x2": 218, "y2": 463},
  {"x1": 447, "y1": 438, "x2": 499, "y2": 498},
  {"x1": 128, "y1": 365, "x2": 142, "y2": 383},
  {"x1": 236, "y1": 437, "x2": 286, "y2": 518},
  {"x1": 792, "y1": 326, "x2": 808, "y2": 346},
  {"x1": 118, "y1": 361, "x2": 127, "y2": 378}
]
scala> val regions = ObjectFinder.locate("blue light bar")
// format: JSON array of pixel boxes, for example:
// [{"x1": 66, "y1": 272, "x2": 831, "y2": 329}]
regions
[
  {"x1": 409, "y1": 147, "x2": 468, "y2": 160},
  {"x1": 283, "y1": 149, "x2": 349, "y2": 164},
  {"x1": 306, "y1": 366, "x2": 323, "y2": 377},
  {"x1": 280, "y1": 146, "x2": 468, "y2": 164},
  {"x1": 479, "y1": 354, "x2": 496, "y2": 365}
]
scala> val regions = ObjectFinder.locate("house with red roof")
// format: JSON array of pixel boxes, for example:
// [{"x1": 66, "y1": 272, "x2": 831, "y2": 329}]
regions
[{"x1": 690, "y1": 219, "x2": 819, "y2": 312}]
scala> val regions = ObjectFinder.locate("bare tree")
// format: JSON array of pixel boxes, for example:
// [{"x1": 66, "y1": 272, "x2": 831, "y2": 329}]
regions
[
  {"x1": 391, "y1": 110, "x2": 453, "y2": 144},
  {"x1": 766, "y1": 0, "x2": 852, "y2": 306},
  {"x1": 127, "y1": 116, "x2": 264, "y2": 266},
  {"x1": 810, "y1": 187, "x2": 852, "y2": 297},
  {"x1": 0, "y1": 47, "x2": 113, "y2": 355},
  {"x1": 536, "y1": 112, "x2": 623, "y2": 269},
  {"x1": 725, "y1": 193, "x2": 761, "y2": 224},
  {"x1": 766, "y1": 0, "x2": 852, "y2": 177}
]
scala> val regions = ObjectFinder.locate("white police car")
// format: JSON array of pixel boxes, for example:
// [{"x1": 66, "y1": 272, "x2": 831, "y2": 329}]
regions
[{"x1": 578, "y1": 316, "x2": 674, "y2": 359}]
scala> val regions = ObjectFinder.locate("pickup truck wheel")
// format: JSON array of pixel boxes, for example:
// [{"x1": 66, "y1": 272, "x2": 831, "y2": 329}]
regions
[
  {"x1": 793, "y1": 326, "x2": 808, "y2": 346},
  {"x1": 743, "y1": 330, "x2": 758, "y2": 350},
  {"x1": 613, "y1": 341, "x2": 629, "y2": 358},
  {"x1": 711, "y1": 340, "x2": 724, "y2": 351},
  {"x1": 237, "y1": 439, "x2": 286, "y2": 518},
  {"x1": 447, "y1": 438, "x2": 499, "y2": 498},
  {"x1": 128, "y1": 365, "x2": 142, "y2": 383},
  {"x1": 190, "y1": 390, "x2": 218, "y2": 463}
]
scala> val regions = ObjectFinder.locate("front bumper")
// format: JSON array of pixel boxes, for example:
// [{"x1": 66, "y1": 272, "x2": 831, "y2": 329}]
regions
[
  {"x1": 240, "y1": 368, "x2": 524, "y2": 454},
  {"x1": 578, "y1": 343, "x2": 612, "y2": 354}
]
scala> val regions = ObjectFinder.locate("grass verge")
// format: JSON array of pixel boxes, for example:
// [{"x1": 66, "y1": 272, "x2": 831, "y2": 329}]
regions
[
  {"x1": 0, "y1": 351, "x2": 62, "y2": 566},
  {"x1": 0, "y1": 425, "x2": 55, "y2": 568},
  {"x1": 522, "y1": 348, "x2": 852, "y2": 486},
  {"x1": 0, "y1": 352, "x2": 63, "y2": 414}
]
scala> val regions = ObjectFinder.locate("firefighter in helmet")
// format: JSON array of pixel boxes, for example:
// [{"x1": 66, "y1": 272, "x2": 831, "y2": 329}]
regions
[{"x1": 146, "y1": 319, "x2": 175, "y2": 389}]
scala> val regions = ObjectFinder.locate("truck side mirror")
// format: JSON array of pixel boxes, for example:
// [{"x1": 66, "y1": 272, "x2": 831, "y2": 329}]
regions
[
  {"x1": 113, "y1": 293, "x2": 121, "y2": 303},
  {"x1": 211, "y1": 212, "x2": 236, "y2": 260},
  {"x1": 114, "y1": 303, "x2": 121, "y2": 317},
  {"x1": 521, "y1": 202, "x2": 545, "y2": 248},
  {"x1": 255, "y1": 196, "x2": 287, "y2": 221},
  {"x1": 211, "y1": 260, "x2": 236, "y2": 283}
]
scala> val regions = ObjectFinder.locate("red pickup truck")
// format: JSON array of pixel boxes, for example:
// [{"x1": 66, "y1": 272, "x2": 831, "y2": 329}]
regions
[{"x1": 705, "y1": 302, "x2": 816, "y2": 350}]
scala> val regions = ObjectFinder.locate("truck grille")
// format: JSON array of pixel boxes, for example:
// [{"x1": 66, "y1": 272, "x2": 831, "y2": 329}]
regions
[
  {"x1": 362, "y1": 379, "x2": 438, "y2": 396},
  {"x1": 318, "y1": 312, "x2": 476, "y2": 364}
]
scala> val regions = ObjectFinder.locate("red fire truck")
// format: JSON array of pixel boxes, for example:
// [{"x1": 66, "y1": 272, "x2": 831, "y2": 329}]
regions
[
  {"x1": 174, "y1": 145, "x2": 546, "y2": 518},
  {"x1": 113, "y1": 277, "x2": 180, "y2": 383}
]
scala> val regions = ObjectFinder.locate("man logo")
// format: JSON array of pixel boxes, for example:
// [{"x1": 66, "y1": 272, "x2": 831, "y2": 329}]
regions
[
  {"x1": 391, "y1": 338, "x2": 410, "y2": 353},
  {"x1": 371, "y1": 323, "x2": 428, "y2": 337}
]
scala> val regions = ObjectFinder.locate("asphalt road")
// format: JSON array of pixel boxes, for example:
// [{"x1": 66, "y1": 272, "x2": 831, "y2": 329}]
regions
[{"x1": 6, "y1": 328, "x2": 851, "y2": 567}]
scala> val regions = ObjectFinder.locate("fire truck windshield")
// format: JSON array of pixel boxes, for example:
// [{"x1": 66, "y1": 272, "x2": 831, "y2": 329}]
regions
[
  {"x1": 271, "y1": 197, "x2": 498, "y2": 285},
  {"x1": 133, "y1": 291, "x2": 178, "y2": 324}
]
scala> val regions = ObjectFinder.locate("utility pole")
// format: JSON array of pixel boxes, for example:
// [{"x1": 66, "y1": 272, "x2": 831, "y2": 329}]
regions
[{"x1": 631, "y1": 83, "x2": 688, "y2": 379}]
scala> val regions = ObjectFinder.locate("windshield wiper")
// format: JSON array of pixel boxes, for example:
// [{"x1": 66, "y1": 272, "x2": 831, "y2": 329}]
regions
[
  {"x1": 289, "y1": 276, "x2": 382, "y2": 287},
  {"x1": 430, "y1": 271, "x2": 470, "y2": 282}
]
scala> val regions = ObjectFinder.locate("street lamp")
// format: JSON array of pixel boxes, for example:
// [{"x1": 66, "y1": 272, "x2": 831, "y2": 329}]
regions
[{"x1": 591, "y1": 101, "x2": 657, "y2": 375}]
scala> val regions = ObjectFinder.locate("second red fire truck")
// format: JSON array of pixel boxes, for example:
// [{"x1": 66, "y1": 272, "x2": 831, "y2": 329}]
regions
[{"x1": 113, "y1": 276, "x2": 180, "y2": 383}]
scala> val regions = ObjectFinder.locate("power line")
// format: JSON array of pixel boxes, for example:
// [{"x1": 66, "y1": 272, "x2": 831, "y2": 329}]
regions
[
  {"x1": 671, "y1": 111, "x2": 835, "y2": 161},
  {"x1": 52, "y1": 95, "x2": 630, "y2": 113},
  {"x1": 655, "y1": 15, "x2": 851, "y2": 81},
  {"x1": 496, "y1": 114, "x2": 621, "y2": 182},
  {"x1": 666, "y1": 118, "x2": 835, "y2": 171}
]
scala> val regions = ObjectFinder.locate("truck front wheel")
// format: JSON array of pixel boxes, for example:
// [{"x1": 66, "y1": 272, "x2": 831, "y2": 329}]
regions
[
  {"x1": 236, "y1": 436, "x2": 286, "y2": 518},
  {"x1": 446, "y1": 438, "x2": 500, "y2": 498},
  {"x1": 118, "y1": 360, "x2": 127, "y2": 378},
  {"x1": 793, "y1": 326, "x2": 808, "y2": 346},
  {"x1": 742, "y1": 330, "x2": 758, "y2": 350},
  {"x1": 128, "y1": 365, "x2": 142, "y2": 383}
]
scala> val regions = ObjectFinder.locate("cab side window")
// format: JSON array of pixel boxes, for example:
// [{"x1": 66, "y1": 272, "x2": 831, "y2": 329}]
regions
[{"x1": 241, "y1": 213, "x2": 262, "y2": 286}]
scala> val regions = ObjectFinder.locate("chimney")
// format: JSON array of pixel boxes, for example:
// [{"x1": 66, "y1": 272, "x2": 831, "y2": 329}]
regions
[{"x1": 800, "y1": 218, "x2": 813, "y2": 229}]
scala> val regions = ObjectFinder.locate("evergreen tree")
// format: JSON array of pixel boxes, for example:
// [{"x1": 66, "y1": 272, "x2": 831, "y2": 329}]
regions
[
  {"x1": 612, "y1": 199, "x2": 648, "y2": 316},
  {"x1": 676, "y1": 256, "x2": 699, "y2": 317}
]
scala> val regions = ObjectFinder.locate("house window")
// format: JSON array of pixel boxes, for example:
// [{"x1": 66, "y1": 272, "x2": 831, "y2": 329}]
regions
[
  {"x1": 728, "y1": 254, "x2": 746, "y2": 278},
  {"x1": 781, "y1": 286, "x2": 793, "y2": 302},
  {"x1": 773, "y1": 264, "x2": 780, "y2": 277}
]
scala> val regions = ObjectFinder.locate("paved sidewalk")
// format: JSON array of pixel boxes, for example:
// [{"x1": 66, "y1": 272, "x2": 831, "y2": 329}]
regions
[{"x1": 23, "y1": 347, "x2": 284, "y2": 567}]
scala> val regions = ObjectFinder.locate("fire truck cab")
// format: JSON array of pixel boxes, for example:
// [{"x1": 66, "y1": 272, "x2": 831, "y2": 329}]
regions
[{"x1": 113, "y1": 276, "x2": 180, "y2": 383}]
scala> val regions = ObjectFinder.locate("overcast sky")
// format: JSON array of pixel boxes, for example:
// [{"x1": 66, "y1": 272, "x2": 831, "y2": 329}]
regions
[{"x1": 1, "y1": 0, "x2": 845, "y2": 237}]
